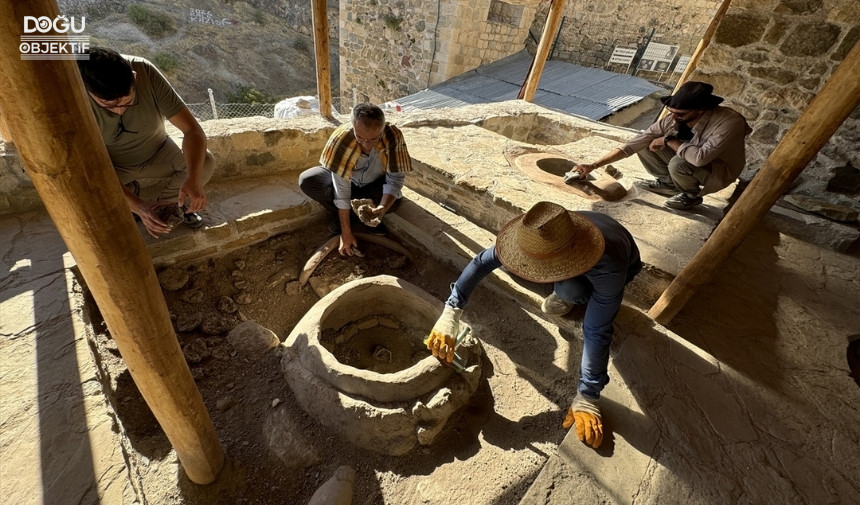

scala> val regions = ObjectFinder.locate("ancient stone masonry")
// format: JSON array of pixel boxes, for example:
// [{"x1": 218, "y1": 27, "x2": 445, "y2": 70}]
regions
[
  {"x1": 338, "y1": 0, "x2": 537, "y2": 106},
  {"x1": 691, "y1": 0, "x2": 860, "y2": 227},
  {"x1": 525, "y1": 0, "x2": 724, "y2": 82}
]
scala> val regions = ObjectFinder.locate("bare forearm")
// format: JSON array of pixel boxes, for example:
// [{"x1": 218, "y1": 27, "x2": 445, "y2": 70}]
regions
[
  {"x1": 379, "y1": 193, "x2": 396, "y2": 212},
  {"x1": 592, "y1": 148, "x2": 628, "y2": 168},
  {"x1": 181, "y1": 126, "x2": 207, "y2": 182}
]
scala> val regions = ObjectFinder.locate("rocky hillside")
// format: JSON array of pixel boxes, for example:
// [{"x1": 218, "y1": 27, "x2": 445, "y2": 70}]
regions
[{"x1": 65, "y1": 0, "x2": 337, "y2": 103}]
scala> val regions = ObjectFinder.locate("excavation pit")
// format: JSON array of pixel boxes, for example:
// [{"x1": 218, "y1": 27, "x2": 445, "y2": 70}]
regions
[
  {"x1": 281, "y1": 275, "x2": 483, "y2": 456},
  {"x1": 513, "y1": 152, "x2": 637, "y2": 202}
]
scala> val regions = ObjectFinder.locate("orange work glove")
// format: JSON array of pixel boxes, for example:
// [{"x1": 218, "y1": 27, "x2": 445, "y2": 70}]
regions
[
  {"x1": 562, "y1": 395, "x2": 603, "y2": 449},
  {"x1": 424, "y1": 305, "x2": 462, "y2": 364}
]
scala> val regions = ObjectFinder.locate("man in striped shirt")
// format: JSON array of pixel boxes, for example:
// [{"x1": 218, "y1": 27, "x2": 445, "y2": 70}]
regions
[{"x1": 299, "y1": 103, "x2": 412, "y2": 256}]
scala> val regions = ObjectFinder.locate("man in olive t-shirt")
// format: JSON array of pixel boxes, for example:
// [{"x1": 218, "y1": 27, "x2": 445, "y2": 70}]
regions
[{"x1": 77, "y1": 47, "x2": 215, "y2": 237}]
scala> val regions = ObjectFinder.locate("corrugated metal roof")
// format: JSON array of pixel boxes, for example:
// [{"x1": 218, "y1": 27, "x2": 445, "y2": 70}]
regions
[{"x1": 397, "y1": 50, "x2": 662, "y2": 121}]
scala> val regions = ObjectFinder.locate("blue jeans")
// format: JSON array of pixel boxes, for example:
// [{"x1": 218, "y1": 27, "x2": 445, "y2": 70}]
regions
[{"x1": 447, "y1": 246, "x2": 640, "y2": 400}]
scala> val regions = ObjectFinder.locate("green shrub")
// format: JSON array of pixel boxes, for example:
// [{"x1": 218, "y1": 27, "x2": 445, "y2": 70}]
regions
[
  {"x1": 153, "y1": 53, "x2": 178, "y2": 72},
  {"x1": 127, "y1": 4, "x2": 176, "y2": 38},
  {"x1": 253, "y1": 9, "x2": 266, "y2": 25},
  {"x1": 225, "y1": 85, "x2": 277, "y2": 104},
  {"x1": 381, "y1": 13, "x2": 403, "y2": 31}
]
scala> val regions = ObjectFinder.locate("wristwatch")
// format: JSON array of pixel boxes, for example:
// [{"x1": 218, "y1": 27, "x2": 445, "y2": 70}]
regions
[{"x1": 664, "y1": 134, "x2": 678, "y2": 143}]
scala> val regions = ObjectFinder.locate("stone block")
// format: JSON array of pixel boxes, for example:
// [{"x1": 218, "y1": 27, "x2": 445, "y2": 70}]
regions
[
  {"x1": 750, "y1": 122, "x2": 781, "y2": 144},
  {"x1": 774, "y1": 0, "x2": 822, "y2": 15},
  {"x1": 764, "y1": 204, "x2": 860, "y2": 252},
  {"x1": 784, "y1": 194, "x2": 859, "y2": 222},
  {"x1": 780, "y1": 22, "x2": 841, "y2": 57},
  {"x1": 827, "y1": 3, "x2": 860, "y2": 24},
  {"x1": 714, "y1": 13, "x2": 768, "y2": 47},
  {"x1": 749, "y1": 66, "x2": 798, "y2": 85},
  {"x1": 698, "y1": 72, "x2": 746, "y2": 97},
  {"x1": 832, "y1": 25, "x2": 860, "y2": 61},
  {"x1": 764, "y1": 20, "x2": 791, "y2": 45},
  {"x1": 826, "y1": 165, "x2": 860, "y2": 194}
]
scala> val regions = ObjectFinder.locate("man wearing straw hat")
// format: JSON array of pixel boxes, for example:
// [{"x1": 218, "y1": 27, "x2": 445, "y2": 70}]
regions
[
  {"x1": 571, "y1": 81, "x2": 751, "y2": 210},
  {"x1": 426, "y1": 201, "x2": 641, "y2": 449}
]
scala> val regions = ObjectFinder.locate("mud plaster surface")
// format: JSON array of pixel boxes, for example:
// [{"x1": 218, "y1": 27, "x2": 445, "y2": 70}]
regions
[{"x1": 87, "y1": 226, "x2": 574, "y2": 505}]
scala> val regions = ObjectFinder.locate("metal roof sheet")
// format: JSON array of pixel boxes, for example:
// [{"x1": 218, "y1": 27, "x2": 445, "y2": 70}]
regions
[{"x1": 397, "y1": 50, "x2": 662, "y2": 121}]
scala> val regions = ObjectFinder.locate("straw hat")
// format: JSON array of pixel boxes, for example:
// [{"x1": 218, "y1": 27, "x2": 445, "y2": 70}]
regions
[{"x1": 496, "y1": 201, "x2": 605, "y2": 283}]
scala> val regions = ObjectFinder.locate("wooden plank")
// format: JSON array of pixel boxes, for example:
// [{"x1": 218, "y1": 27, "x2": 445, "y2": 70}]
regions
[
  {"x1": 0, "y1": 1, "x2": 223, "y2": 484},
  {"x1": 649, "y1": 40, "x2": 860, "y2": 324}
]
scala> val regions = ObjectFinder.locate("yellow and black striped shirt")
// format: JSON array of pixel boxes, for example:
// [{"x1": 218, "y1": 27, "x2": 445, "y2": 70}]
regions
[{"x1": 319, "y1": 122, "x2": 412, "y2": 179}]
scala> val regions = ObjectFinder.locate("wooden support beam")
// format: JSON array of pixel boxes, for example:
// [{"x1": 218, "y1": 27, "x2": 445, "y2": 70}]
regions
[
  {"x1": 0, "y1": 1, "x2": 223, "y2": 484},
  {"x1": 521, "y1": 0, "x2": 567, "y2": 102},
  {"x1": 659, "y1": 0, "x2": 732, "y2": 120},
  {"x1": 312, "y1": 0, "x2": 333, "y2": 117},
  {"x1": 648, "y1": 40, "x2": 860, "y2": 325}
]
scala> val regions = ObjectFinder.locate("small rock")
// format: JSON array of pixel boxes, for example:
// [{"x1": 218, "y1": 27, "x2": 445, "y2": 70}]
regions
[
  {"x1": 308, "y1": 277, "x2": 333, "y2": 298},
  {"x1": 235, "y1": 292, "x2": 253, "y2": 305},
  {"x1": 234, "y1": 260, "x2": 246, "y2": 270},
  {"x1": 307, "y1": 466, "x2": 356, "y2": 505},
  {"x1": 264, "y1": 409, "x2": 322, "y2": 469},
  {"x1": 272, "y1": 398, "x2": 282, "y2": 408},
  {"x1": 377, "y1": 315, "x2": 400, "y2": 329},
  {"x1": 176, "y1": 312, "x2": 203, "y2": 332},
  {"x1": 183, "y1": 345, "x2": 203, "y2": 364},
  {"x1": 216, "y1": 397, "x2": 236, "y2": 411},
  {"x1": 227, "y1": 320, "x2": 280, "y2": 356},
  {"x1": 389, "y1": 256, "x2": 407, "y2": 269},
  {"x1": 158, "y1": 268, "x2": 189, "y2": 291},
  {"x1": 218, "y1": 296, "x2": 239, "y2": 314},
  {"x1": 357, "y1": 316, "x2": 379, "y2": 330},
  {"x1": 284, "y1": 281, "x2": 301, "y2": 295},
  {"x1": 182, "y1": 290, "x2": 204, "y2": 304},
  {"x1": 231, "y1": 270, "x2": 244, "y2": 278},
  {"x1": 604, "y1": 164, "x2": 621, "y2": 179},
  {"x1": 234, "y1": 280, "x2": 249, "y2": 290},
  {"x1": 201, "y1": 314, "x2": 235, "y2": 335}
]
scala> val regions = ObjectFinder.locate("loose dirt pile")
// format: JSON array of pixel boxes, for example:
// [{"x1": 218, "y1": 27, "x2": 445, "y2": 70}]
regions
[{"x1": 85, "y1": 227, "x2": 577, "y2": 504}]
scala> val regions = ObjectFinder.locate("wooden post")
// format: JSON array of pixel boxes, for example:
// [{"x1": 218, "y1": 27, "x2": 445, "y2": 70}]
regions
[
  {"x1": 521, "y1": 0, "x2": 567, "y2": 102},
  {"x1": 0, "y1": 1, "x2": 223, "y2": 484},
  {"x1": 312, "y1": 0, "x2": 333, "y2": 117},
  {"x1": 648, "y1": 40, "x2": 860, "y2": 325},
  {"x1": 659, "y1": 0, "x2": 732, "y2": 120}
]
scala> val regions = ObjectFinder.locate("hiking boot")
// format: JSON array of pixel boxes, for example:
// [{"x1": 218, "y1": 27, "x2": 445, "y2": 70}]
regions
[
  {"x1": 541, "y1": 292, "x2": 574, "y2": 316},
  {"x1": 636, "y1": 179, "x2": 679, "y2": 196},
  {"x1": 664, "y1": 193, "x2": 703, "y2": 210},
  {"x1": 183, "y1": 212, "x2": 204, "y2": 229}
]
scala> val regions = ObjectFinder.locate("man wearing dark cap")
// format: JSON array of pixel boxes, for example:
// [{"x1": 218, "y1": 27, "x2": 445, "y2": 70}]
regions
[
  {"x1": 572, "y1": 81, "x2": 751, "y2": 210},
  {"x1": 426, "y1": 201, "x2": 642, "y2": 449},
  {"x1": 77, "y1": 47, "x2": 214, "y2": 237}
]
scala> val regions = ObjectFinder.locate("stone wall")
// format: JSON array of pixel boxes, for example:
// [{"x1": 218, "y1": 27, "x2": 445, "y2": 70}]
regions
[
  {"x1": 339, "y1": 0, "x2": 536, "y2": 106},
  {"x1": 691, "y1": 0, "x2": 859, "y2": 227},
  {"x1": 525, "y1": 0, "x2": 723, "y2": 82},
  {"x1": 0, "y1": 116, "x2": 334, "y2": 218}
]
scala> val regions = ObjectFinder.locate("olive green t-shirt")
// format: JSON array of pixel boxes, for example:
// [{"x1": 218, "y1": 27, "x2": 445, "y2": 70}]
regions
[{"x1": 88, "y1": 55, "x2": 186, "y2": 167}]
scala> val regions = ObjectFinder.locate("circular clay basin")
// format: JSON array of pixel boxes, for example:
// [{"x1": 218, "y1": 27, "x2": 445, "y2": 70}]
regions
[
  {"x1": 281, "y1": 275, "x2": 483, "y2": 456},
  {"x1": 514, "y1": 152, "x2": 637, "y2": 202}
]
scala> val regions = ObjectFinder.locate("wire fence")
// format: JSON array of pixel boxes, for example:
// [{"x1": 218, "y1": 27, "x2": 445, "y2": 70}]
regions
[{"x1": 187, "y1": 98, "x2": 347, "y2": 121}]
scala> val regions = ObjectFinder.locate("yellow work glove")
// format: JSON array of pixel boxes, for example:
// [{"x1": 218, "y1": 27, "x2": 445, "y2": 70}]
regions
[
  {"x1": 424, "y1": 305, "x2": 462, "y2": 364},
  {"x1": 562, "y1": 395, "x2": 603, "y2": 449}
]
